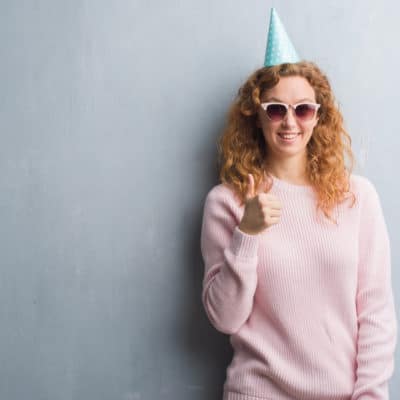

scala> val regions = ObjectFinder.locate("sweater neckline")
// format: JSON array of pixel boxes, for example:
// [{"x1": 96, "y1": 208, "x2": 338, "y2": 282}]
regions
[{"x1": 268, "y1": 173, "x2": 315, "y2": 194}]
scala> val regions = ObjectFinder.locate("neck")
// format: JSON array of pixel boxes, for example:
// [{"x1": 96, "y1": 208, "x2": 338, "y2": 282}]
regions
[{"x1": 264, "y1": 156, "x2": 309, "y2": 185}]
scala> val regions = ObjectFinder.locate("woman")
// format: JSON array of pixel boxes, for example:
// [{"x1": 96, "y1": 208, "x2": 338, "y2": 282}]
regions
[{"x1": 200, "y1": 60, "x2": 397, "y2": 400}]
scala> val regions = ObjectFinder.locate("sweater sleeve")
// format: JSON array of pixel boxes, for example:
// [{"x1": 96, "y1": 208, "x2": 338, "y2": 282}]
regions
[
  {"x1": 351, "y1": 179, "x2": 398, "y2": 400},
  {"x1": 200, "y1": 185, "x2": 260, "y2": 335}
]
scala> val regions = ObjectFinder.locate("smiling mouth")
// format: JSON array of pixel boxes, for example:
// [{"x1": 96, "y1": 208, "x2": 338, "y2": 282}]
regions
[{"x1": 277, "y1": 132, "x2": 301, "y2": 139}]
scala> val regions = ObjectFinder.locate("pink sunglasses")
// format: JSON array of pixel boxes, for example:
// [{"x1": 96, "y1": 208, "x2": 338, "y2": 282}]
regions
[{"x1": 260, "y1": 102, "x2": 321, "y2": 122}]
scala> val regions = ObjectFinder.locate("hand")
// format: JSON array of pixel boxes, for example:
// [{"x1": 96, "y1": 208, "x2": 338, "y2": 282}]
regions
[{"x1": 238, "y1": 173, "x2": 282, "y2": 235}]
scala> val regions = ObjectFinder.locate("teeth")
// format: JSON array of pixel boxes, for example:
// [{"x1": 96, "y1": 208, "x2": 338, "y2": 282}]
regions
[{"x1": 279, "y1": 133, "x2": 298, "y2": 139}]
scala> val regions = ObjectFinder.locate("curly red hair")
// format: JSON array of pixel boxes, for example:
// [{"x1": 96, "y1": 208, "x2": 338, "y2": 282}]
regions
[{"x1": 217, "y1": 61, "x2": 356, "y2": 224}]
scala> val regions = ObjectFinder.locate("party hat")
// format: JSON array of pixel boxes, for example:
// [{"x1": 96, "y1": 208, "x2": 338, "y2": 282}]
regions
[{"x1": 264, "y1": 8, "x2": 300, "y2": 67}]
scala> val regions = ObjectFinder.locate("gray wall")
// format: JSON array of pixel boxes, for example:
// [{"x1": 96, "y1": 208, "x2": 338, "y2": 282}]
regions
[{"x1": 0, "y1": 1, "x2": 398, "y2": 399}]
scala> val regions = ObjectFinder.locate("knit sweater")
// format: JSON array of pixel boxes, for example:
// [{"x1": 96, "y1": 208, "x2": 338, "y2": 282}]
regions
[{"x1": 200, "y1": 173, "x2": 397, "y2": 400}]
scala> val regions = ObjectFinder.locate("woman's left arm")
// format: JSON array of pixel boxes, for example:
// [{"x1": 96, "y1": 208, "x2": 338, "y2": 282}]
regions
[{"x1": 351, "y1": 179, "x2": 398, "y2": 400}]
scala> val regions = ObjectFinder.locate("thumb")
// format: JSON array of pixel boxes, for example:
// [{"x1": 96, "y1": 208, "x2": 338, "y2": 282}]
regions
[{"x1": 245, "y1": 174, "x2": 255, "y2": 200}]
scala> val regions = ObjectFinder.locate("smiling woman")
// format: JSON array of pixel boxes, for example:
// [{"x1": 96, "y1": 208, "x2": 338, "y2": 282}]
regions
[{"x1": 200, "y1": 7, "x2": 397, "y2": 400}]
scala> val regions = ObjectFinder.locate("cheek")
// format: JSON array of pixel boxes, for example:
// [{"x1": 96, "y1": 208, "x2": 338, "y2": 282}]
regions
[
  {"x1": 303, "y1": 120, "x2": 318, "y2": 135},
  {"x1": 265, "y1": 125, "x2": 279, "y2": 138},
  {"x1": 311, "y1": 119, "x2": 319, "y2": 130},
  {"x1": 260, "y1": 120, "x2": 273, "y2": 135}
]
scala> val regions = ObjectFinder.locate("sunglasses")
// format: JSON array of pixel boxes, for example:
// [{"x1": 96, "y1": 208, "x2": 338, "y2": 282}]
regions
[{"x1": 260, "y1": 102, "x2": 321, "y2": 122}]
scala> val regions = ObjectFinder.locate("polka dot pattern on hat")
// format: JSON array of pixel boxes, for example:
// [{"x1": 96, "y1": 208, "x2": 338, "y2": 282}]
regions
[{"x1": 264, "y1": 8, "x2": 300, "y2": 67}]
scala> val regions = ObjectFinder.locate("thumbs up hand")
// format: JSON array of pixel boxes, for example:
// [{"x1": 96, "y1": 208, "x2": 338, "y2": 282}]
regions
[{"x1": 238, "y1": 173, "x2": 282, "y2": 235}]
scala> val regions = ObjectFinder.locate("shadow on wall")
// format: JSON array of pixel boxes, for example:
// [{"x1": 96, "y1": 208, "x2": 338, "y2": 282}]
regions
[
  {"x1": 181, "y1": 124, "x2": 233, "y2": 400},
  {"x1": 183, "y1": 219, "x2": 233, "y2": 399}
]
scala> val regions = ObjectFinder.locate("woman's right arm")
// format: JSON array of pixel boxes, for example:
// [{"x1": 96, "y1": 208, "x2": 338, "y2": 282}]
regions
[{"x1": 200, "y1": 186, "x2": 260, "y2": 335}]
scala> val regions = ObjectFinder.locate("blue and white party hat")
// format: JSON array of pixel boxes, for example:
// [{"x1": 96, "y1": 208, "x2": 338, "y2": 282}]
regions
[{"x1": 264, "y1": 8, "x2": 300, "y2": 67}]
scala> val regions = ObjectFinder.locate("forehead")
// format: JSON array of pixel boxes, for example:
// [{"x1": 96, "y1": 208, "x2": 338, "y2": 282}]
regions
[{"x1": 261, "y1": 76, "x2": 316, "y2": 102}]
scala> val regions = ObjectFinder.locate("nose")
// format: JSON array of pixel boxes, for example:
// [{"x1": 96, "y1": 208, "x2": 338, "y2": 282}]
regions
[{"x1": 282, "y1": 106, "x2": 297, "y2": 128}]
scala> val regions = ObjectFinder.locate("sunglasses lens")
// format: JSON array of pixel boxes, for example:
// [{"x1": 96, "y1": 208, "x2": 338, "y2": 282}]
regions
[
  {"x1": 266, "y1": 104, "x2": 287, "y2": 121},
  {"x1": 295, "y1": 104, "x2": 317, "y2": 120}
]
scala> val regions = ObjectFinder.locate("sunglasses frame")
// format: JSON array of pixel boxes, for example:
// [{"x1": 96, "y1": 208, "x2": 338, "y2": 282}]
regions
[{"x1": 260, "y1": 102, "x2": 321, "y2": 122}]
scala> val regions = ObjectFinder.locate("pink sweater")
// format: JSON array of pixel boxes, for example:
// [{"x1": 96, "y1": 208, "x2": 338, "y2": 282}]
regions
[{"x1": 200, "y1": 173, "x2": 397, "y2": 400}]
